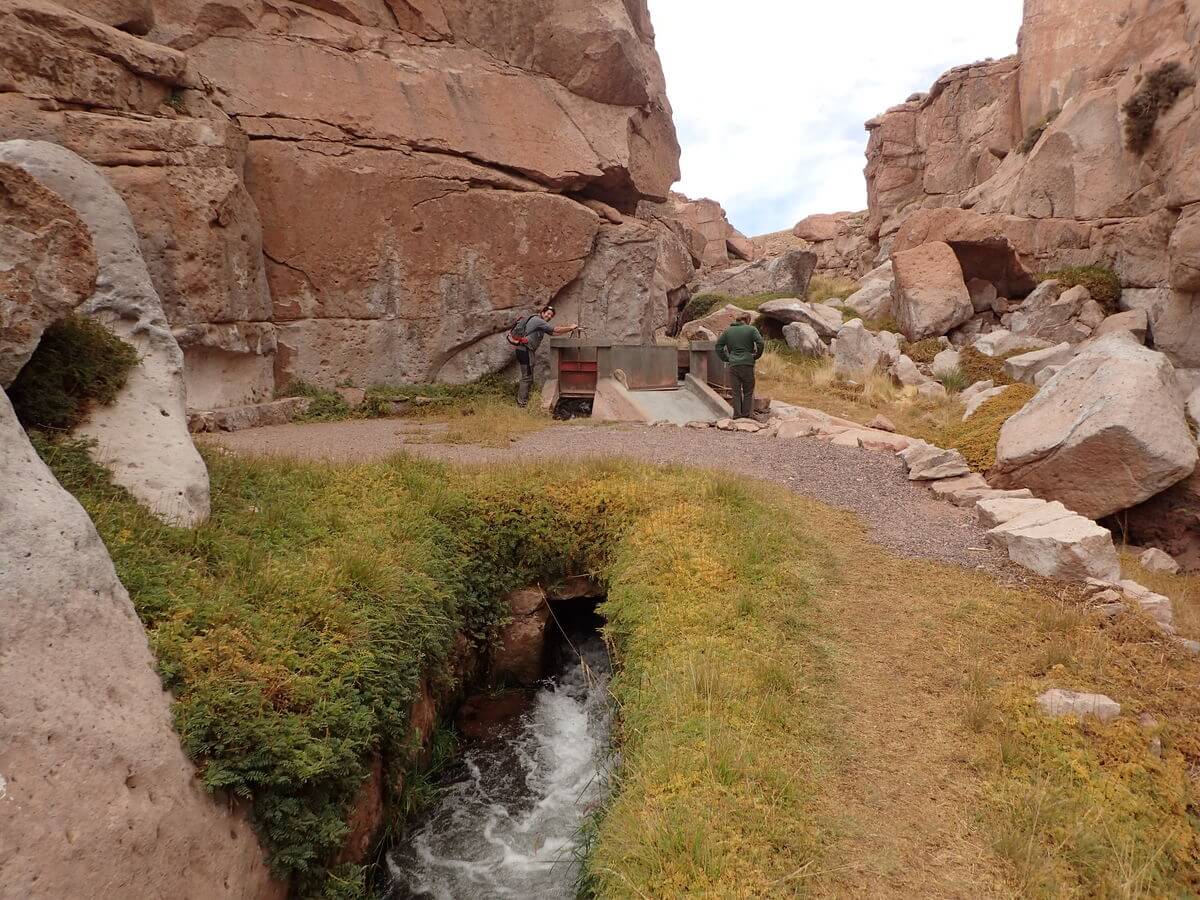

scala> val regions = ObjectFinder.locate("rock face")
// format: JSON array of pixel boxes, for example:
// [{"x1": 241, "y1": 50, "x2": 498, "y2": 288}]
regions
[
  {"x1": 695, "y1": 249, "x2": 817, "y2": 299},
  {"x1": 0, "y1": 0, "x2": 684, "y2": 402},
  {"x1": 0, "y1": 390, "x2": 281, "y2": 900},
  {"x1": 0, "y1": 161, "x2": 97, "y2": 385},
  {"x1": 993, "y1": 335, "x2": 1198, "y2": 519},
  {"x1": 0, "y1": 139, "x2": 211, "y2": 527},
  {"x1": 661, "y1": 193, "x2": 752, "y2": 269},
  {"x1": 752, "y1": 210, "x2": 873, "y2": 279},
  {"x1": 864, "y1": 0, "x2": 1200, "y2": 367},
  {"x1": 891, "y1": 242, "x2": 974, "y2": 341}
]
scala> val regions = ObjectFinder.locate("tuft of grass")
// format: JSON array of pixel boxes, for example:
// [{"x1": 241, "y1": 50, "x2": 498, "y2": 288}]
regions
[
  {"x1": 1039, "y1": 266, "x2": 1122, "y2": 315},
  {"x1": 938, "y1": 383, "x2": 1039, "y2": 470},
  {"x1": 1123, "y1": 61, "x2": 1195, "y2": 153},
  {"x1": 278, "y1": 380, "x2": 353, "y2": 421},
  {"x1": 807, "y1": 276, "x2": 858, "y2": 305},
  {"x1": 1018, "y1": 108, "x2": 1061, "y2": 154},
  {"x1": 1120, "y1": 550, "x2": 1199, "y2": 640},
  {"x1": 9, "y1": 315, "x2": 139, "y2": 432},
  {"x1": 936, "y1": 368, "x2": 972, "y2": 394}
]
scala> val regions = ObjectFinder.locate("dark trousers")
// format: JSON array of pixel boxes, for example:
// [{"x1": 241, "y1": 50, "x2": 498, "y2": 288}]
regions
[
  {"x1": 730, "y1": 365, "x2": 756, "y2": 418},
  {"x1": 516, "y1": 348, "x2": 534, "y2": 407}
]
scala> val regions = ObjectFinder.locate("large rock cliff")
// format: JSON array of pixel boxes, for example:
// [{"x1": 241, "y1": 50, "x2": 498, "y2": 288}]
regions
[
  {"x1": 1, "y1": 0, "x2": 685, "y2": 407},
  {"x1": 863, "y1": 1, "x2": 1199, "y2": 368}
]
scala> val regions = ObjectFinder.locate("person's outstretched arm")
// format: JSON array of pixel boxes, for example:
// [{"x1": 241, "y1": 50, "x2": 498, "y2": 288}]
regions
[{"x1": 552, "y1": 323, "x2": 578, "y2": 335}]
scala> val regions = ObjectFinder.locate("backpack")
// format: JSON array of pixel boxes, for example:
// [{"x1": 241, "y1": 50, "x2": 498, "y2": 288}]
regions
[{"x1": 506, "y1": 315, "x2": 534, "y2": 347}]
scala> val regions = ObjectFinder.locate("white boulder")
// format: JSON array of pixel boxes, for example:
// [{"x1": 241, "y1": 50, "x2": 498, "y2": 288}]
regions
[
  {"x1": 1002, "y1": 343, "x2": 1074, "y2": 384},
  {"x1": 892, "y1": 242, "x2": 974, "y2": 341},
  {"x1": 833, "y1": 319, "x2": 890, "y2": 377},
  {"x1": 1037, "y1": 689, "x2": 1121, "y2": 723},
  {"x1": 0, "y1": 140, "x2": 210, "y2": 527},
  {"x1": 782, "y1": 321, "x2": 829, "y2": 356},
  {"x1": 993, "y1": 334, "x2": 1198, "y2": 519},
  {"x1": 1139, "y1": 547, "x2": 1181, "y2": 575},
  {"x1": 844, "y1": 260, "x2": 893, "y2": 320}
]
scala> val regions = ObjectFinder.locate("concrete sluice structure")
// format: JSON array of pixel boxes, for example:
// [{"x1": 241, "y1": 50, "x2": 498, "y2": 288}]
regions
[{"x1": 541, "y1": 338, "x2": 734, "y2": 426}]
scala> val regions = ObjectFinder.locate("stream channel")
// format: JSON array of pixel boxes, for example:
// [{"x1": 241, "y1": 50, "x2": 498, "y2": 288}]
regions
[{"x1": 387, "y1": 606, "x2": 614, "y2": 898}]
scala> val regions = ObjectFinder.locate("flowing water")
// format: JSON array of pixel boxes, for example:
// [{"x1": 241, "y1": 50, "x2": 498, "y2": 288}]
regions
[{"x1": 387, "y1": 628, "x2": 614, "y2": 899}]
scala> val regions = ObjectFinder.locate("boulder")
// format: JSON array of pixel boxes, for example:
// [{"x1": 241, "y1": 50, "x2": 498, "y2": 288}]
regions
[
  {"x1": 0, "y1": 391, "x2": 280, "y2": 899},
  {"x1": 1037, "y1": 690, "x2": 1121, "y2": 723},
  {"x1": 1002, "y1": 343, "x2": 1073, "y2": 383},
  {"x1": 976, "y1": 495, "x2": 1052, "y2": 528},
  {"x1": 868, "y1": 415, "x2": 897, "y2": 433},
  {"x1": 993, "y1": 335, "x2": 1198, "y2": 519},
  {"x1": 758, "y1": 299, "x2": 843, "y2": 340},
  {"x1": 0, "y1": 140, "x2": 210, "y2": 527},
  {"x1": 0, "y1": 162, "x2": 97, "y2": 386},
  {"x1": 1093, "y1": 309, "x2": 1149, "y2": 343},
  {"x1": 1009, "y1": 282, "x2": 1093, "y2": 344},
  {"x1": 890, "y1": 353, "x2": 930, "y2": 387},
  {"x1": 988, "y1": 505, "x2": 1122, "y2": 582},
  {"x1": 695, "y1": 249, "x2": 817, "y2": 298},
  {"x1": 1119, "y1": 580, "x2": 1175, "y2": 628},
  {"x1": 898, "y1": 442, "x2": 971, "y2": 480},
  {"x1": 1033, "y1": 364, "x2": 1064, "y2": 387},
  {"x1": 844, "y1": 261, "x2": 894, "y2": 320},
  {"x1": 967, "y1": 278, "x2": 998, "y2": 314},
  {"x1": 793, "y1": 212, "x2": 844, "y2": 242},
  {"x1": 974, "y1": 328, "x2": 1051, "y2": 357},
  {"x1": 918, "y1": 382, "x2": 948, "y2": 401},
  {"x1": 833, "y1": 319, "x2": 890, "y2": 377},
  {"x1": 782, "y1": 322, "x2": 829, "y2": 356},
  {"x1": 891, "y1": 242, "x2": 974, "y2": 341},
  {"x1": 961, "y1": 379, "x2": 995, "y2": 403},
  {"x1": 931, "y1": 348, "x2": 961, "y2": 377},
  {"x1": 681, "y1": 304, "x2": 754, "y2": 342},
  {"x1": 1139, "y1": 548, "x2": 1181, "y2": 575}
]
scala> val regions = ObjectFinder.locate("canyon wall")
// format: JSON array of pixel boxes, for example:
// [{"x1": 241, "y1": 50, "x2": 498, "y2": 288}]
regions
[
  {"x1": 1, "y1": 0, "x2": 686, "y2": 407},
  {"x1": 863, "y1": 0, "x2": 1199, "y2": 366}
]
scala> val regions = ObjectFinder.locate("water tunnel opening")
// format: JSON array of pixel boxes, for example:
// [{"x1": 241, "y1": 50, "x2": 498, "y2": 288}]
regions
[{"x1": 386, "y1": 590, "x2": 613, "y2": 898}]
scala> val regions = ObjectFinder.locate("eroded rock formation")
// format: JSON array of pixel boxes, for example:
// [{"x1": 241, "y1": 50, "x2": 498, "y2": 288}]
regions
[
  {"x1": 0, "y1": 390, "x2": 280, "y2": 900},
  {"x1": 0, "y1": 0, "x2": 687, "y2": 406},
  {"x1": 863, "y1": 0, "x2": 1200, "y2": 369},
  {"x1": 0, "y1": 139, "x2": 210, "y2": 527}
]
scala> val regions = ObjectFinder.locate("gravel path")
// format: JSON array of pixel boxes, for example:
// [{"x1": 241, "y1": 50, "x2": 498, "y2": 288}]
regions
[{"x1": 205, "y1": 420, "x2": 1011, "y2": 573}]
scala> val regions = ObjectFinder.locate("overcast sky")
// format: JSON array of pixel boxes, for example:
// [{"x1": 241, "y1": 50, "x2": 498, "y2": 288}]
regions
[{"x1": 649, "y1": 0, "x2": 1024, "y2": 237}]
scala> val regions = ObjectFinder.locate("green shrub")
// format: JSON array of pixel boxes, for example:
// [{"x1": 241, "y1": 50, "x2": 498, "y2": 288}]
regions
[
  {"x1": 1123, "y1": 62, "x2": 1195, "y2": 153},
  {"x1": 1039, "y1": 266, "x2": 1122, "y2": 314},
  {"x1": 938, "y1": 383, "x2": 1039, "y2": 470},
  {"x1": 1017, "y1": 108, "x2": 1060, "y2": 154},
  {"x1": 905, "y1": 338, "x2": 944, "y2": 365},
  {"x1": 9, "y1": 315, "x2": 139, "y2": 432},
  {"x1": 680, "y1": 293, "x2": 727, "y2": 326}
]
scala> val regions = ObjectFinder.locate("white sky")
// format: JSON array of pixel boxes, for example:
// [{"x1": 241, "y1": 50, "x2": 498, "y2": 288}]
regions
[{"x1": 648, "y1": 0, "x2": 1024, "y2": 237}]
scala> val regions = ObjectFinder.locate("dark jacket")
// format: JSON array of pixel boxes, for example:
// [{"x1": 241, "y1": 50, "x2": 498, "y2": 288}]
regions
[{"x1": 716, "y1": 322, "x2": 766, "y2": 368}]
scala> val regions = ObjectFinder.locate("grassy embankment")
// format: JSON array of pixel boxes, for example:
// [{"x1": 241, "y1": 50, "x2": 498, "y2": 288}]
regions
[
  {"x1": 35, "y1": 440, "x2": 1200, "y2": 898},
  {"x1": 280, "y1": 376, "x2": 557, "y2": 447}
]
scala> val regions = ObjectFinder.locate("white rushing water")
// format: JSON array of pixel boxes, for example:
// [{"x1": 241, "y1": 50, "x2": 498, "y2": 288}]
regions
[{"x1": 388, "y1": 636, "x2": 614, "y2": 899}]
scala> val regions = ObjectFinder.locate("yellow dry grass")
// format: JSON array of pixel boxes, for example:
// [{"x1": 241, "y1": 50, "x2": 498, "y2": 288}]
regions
[{"x1": 1121, "y1": 549, "x2": 1200, "y2": 640}]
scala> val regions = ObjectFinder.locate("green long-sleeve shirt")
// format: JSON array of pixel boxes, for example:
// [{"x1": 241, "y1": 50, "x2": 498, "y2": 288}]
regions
[{"x1": 716, "y1": 322, "x2": 766, "y2": 368}]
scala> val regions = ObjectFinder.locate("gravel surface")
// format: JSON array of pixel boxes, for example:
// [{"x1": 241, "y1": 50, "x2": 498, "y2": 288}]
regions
[{"x1": 206, "y1": 420, "x2": 1013, "y2": 573}]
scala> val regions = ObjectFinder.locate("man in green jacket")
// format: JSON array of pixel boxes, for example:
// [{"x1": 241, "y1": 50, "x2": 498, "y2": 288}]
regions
[{"x1": 716, "y1": 312, "x2": 766, "y2": 419}]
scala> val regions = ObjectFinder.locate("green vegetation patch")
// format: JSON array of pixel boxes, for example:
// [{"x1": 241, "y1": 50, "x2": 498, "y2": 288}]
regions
[
  {"x1": 939, "y1": 383, "x2": 1038, "y2": 470},
  {"x1": 9, "y1": 314, "x2": 139, "y2": 432},
  {"x1": 37, "y1": 440, "x2": 839, "y2": 897},
  {"x1": 1039, "y1": 266, "x2": 1122, "y2": 315},
  {"x1": 905, "y1": 337, "x2": 945, "y2": 365},
  {"x1": 1123, "y1": 61, "x2": 1195, "y2": 154},
  {"x1": 807, "y1": 275, "x2": 858, "y2": 305},
  {"x1": 959, "y1": 346, "x2": 1016, "y2": 387}
]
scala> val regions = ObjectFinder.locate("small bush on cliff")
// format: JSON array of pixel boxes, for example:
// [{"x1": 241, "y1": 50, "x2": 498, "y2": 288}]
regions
[
  {"x1": 1039, "y1": 266, "x2": 1122, "y2": 314},
  {"x1": 1123, "y1": 61, "x2": 1195, "y2": 153},
  {"x1": 1017, "y1": 108, "x2": 1060, "y2": 154},
  {"x1": 9, "y1": 315, "x2": 139, "y2": 432}
]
